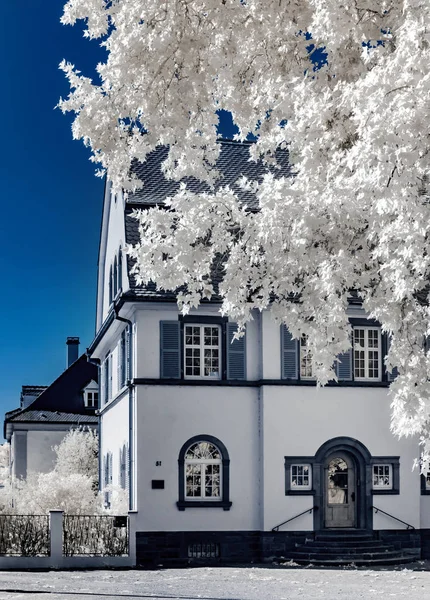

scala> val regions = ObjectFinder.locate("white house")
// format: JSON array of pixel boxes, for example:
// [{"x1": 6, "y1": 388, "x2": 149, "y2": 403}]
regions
[
  {"x1": 4, "y1": 338, "x2": 99, "y2": 479},
  {"x1": 88, "y1": 140, "x2": 430, "y2": 566}
]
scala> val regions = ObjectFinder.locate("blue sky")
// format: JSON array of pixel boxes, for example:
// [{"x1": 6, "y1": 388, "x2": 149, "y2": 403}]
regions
[{"x1": 0, "y1": 2, "x2": 105, "y2": 422}]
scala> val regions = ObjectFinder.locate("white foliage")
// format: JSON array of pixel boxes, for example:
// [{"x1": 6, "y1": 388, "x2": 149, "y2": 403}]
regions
[
  {"x1": 59, "y1": 1, "x2": 430, "y2": 464},
  {"x1": 54, "y1": 427, "x2": 98, "y2": 482},
  {"x1": 0, "y1": 429, "x2": 125, "y2": 515}
]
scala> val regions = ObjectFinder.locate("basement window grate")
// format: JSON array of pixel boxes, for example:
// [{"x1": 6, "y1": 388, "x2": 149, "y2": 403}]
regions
[{"x1": 188, "y1": 542, "x2": 220, "y2": 559}]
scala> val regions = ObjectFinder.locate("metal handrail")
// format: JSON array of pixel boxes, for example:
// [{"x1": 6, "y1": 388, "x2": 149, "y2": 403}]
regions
[
  {"x1": 272, "y1": 506, "x2": 318, "y2": 532},
  {"x1": 372, "y1": 505, "x2": 415, "y2": 530}
]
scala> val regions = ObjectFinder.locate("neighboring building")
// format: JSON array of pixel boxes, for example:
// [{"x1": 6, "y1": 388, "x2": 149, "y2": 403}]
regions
[
  {"x1": 89, "y1": 140, "x2": 430, "y2": 566},
  {"x1": 4, "y1": 338, "x2": 98, "y2": 479}
]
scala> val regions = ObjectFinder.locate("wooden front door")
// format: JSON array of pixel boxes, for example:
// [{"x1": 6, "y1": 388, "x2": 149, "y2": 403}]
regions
[{"x1": 324, "y1": 453, "x2": 356, "y2": 528}]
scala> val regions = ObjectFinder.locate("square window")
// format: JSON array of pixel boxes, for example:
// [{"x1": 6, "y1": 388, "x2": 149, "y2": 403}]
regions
[
  {"x1": 291, "y1": 464, "x2": 312, "y2": 490},
  {"x1": 372, "y1": 464, "x2": 392, "y2": 489}
]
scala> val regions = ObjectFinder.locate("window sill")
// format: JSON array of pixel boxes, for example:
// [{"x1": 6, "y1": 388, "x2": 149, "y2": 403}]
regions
[
  {"x1": 421, "y1": 489, "x2": 430, "y2": 496},
  {"x1": 177, "y1": 500, "x2": 232, "y2": 511},
  {"x1": 286, "y1": 489, "x2": 315, "y2": 496},
  {"x1": 372, "y1": 488, "x2": 399, "y2": 495}
]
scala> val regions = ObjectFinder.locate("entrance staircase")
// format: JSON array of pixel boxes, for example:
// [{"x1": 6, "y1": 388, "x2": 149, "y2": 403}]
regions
[{"x1": 288, "y1": 530, "x2": 416, "y2": 566}]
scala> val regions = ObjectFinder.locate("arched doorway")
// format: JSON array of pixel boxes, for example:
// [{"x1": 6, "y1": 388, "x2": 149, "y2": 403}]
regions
[
  {"x1": 325, "y1": 452, "x2": 356, "y2": 528},
  {"x1": 314, "y1": 437, "x2": 372, "y2": 531}
]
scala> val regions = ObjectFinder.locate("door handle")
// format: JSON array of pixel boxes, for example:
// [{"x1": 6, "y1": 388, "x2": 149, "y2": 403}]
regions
[{"x1": 351, "y1": 492, "x2": 355, "y2": 502}]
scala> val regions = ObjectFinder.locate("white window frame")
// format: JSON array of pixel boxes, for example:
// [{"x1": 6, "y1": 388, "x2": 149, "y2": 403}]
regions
[
  {"x1": 353, "y1": 327, "x2": 382, "y2": 381},
  {"x1": 372, "y1": 464, "x2": 393, "y2": 490},
  {"x1": 184, "y1": 324, "x2": 221, "y2": 380},
  {"x1": 184, "y1": 443, "x2": 222, "y2": 501},
  {"x1": 299, "y1": 335, "x2": 314, "y2": 380},
  {"x1": 290, "y1": 464, "x2": 312, "y2": 490},
  {"x1": 85, "y1": 391, "x2": 99, "y2": 409}
]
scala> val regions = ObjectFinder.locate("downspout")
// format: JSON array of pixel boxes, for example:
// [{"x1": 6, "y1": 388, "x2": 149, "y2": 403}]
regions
[
  {"x1": 86, "y1": 355, "x2": 101, "y2": 492},
  {"x1": 114, "y1": 304, "x2": 135, "y2": 512}
]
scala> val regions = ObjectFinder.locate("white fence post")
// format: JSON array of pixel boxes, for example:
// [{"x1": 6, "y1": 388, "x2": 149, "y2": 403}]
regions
[
  {"x1": 49, "y1": 510, "x2": 64, "y2": 568},
  {"x1": 128, "y1": 511, "x2": 137, "y2": 567}
]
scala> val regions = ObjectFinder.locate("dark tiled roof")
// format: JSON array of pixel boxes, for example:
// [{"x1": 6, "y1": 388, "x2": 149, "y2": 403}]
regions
[
  {"x1": 124, "y1": 140, "x2": 290, "y2": 300},
  {"x1": 4, "y1": 355, "x2": 99, "y2": 437},
  {"x1": 7, "y1": 411, "x2": 98, "y2": 424},
  {"x1": 127, "y1": 140, "x2": 291, "y2": 210},
  {"x1": 21, "y1": 386, "x2": 47, "y2": 396}
]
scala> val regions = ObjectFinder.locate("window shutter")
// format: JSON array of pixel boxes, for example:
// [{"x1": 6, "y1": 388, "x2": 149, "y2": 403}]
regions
[
  {"x1": 281, "y1": 325, "x2": 298, "y2": 379},
  {"x1": 104, "y1": 454, "x2": 109, "y2": 487},
  {"x1": 117, "y1": 340, "x2": 123, "y2": 391},
  {"x1": 126, "y1": 327, "x2": 131, "y2": 381},
  {"x1": 386, "y1": 335, "x2": 398, "y2": 381},
  {"x1": 160, "y1": 321, "x2": 181, "y2": 379},
  {"x1": 118, "y1": 248, "x2": 123, "y2": 292},
  {"x1": 108, "y1": 452, "x2": 113, "y2": 485},
  {"x1": 336, "y1": 349, "x2": 353, "y2": 381},
  {"x1": 125, "y1": 444, "x2": 130, "y2": 493},
  {"x1": 227, "y1": 323, "x2": 246, "y2": 380}
]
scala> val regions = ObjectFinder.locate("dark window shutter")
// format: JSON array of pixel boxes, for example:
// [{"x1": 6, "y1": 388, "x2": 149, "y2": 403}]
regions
[
  {"x1": 336, "y1": 349, "x2": 353, "y2": 381},
  {"x1": 227, "y1": 323, "x2": 246, "y2": 380},
  {"x1": 117, "y1": 337, "x2": 123, "y2": 390},
  {"x1": 281, "y1": 325, "x2": 298, "y2": 379},
  {"x1": 118, "y1": 248, "x2": 123, "y2": 292},
  {"x1": 125, "y1": 444, "x2": 130, "y2": 492},
  {"x1": 160, "y1": 321, "x2": 181, "y2": 379},
  {"x1": 386, "y1": 335, "x2": 398, "y2": 381}
]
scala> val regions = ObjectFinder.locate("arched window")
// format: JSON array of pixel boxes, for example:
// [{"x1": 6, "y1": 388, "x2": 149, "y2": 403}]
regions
[
  {"x1": 113, "y1": 256, "x2": 118, "y2": 298},
  {"x1": 177, "y1": 435, "x2": 231, "y2": 511},
  {"x1": 118, "y1": 247, "x2": 123, "y2": 293},
  {"x1": 108, "y1": 266, "x2": 113, "y2": 305}
]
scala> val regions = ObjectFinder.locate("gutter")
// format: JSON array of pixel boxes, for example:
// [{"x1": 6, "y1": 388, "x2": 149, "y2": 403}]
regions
[{"x1": 114, "y1": 304, "x2": 135, "y2": 512}]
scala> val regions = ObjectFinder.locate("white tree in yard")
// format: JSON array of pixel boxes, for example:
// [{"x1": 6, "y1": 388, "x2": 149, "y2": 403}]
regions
[
  {"x1": 0, "y1": 429, "x2": 127, "y2": 515},
  {"x1": 59, "y1": 2, "x2": 430, "y2": 461}
]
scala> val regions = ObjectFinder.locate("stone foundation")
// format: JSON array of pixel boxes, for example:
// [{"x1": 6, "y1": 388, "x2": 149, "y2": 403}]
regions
[{"x1": 136, "y1": 529, "x2": 425, "y2": 567}]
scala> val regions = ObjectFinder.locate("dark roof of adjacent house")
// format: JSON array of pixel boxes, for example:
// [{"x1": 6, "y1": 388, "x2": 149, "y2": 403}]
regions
[
  {"x1": 7, "y1": 410, "x2": 97, "y2": 425},
  {"x1": 4, "y1": 355, "x2": 99, "y2": 438},
  {"x1": 124, "y1": 139, "x2": 291, "y2": 301}
]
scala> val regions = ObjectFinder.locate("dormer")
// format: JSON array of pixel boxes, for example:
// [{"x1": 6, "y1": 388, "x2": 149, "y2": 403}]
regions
[{"x1": 82, "y1": 380, "x2": 99, "y2": 410}]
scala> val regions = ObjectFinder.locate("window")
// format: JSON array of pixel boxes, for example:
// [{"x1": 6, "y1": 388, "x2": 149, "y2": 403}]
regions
[
  {"x1": 104, "y1": 452, "x2": 113, "y2": 507},
  {"x1": 118, "y1": 330, "x2": 127, "y2": 389},
  {"x1": 177, "y1": 435, "x2": 231, "y2": 510},
  {"x1": 118, "y1": 248, "x2": 123, "y2": 294},
  {"x1": 119, "y1": 444, "x2": 128, "y2": 491},
  {"x1": 85, "y1": 391, "x2": 99, "y2": 409},
  {"x1": 372, "y1": 464, "x2": 392, "y2": 489},
  {"x1": 353, "y1": 327, "x2": 381, "y2": 380},
  {"x1": 300, "y1": 336, "x2": 313, "y2": 379},
  {"x1": 184, "y1": 325, "x2": 221, "y2": 379},
  {"x1": 113, "y1": 256, "x2": 118, "y2": 298},
  {"x1": 427, "y1": 472, "x2": 430, "y2": 490},
  {"x1": 291, "y1": 464, "x2": 312, "y2": 490},
  {"x1": 284, "y1": 457, "x2": 315, "y2": 495},
  {"x1": 103, "y1": 353, "x2": 112, "y2": 405},
  {"x1": 185, "y1": 441, "x2": 222, "y2": 500},
  {"x1": 108, "y1": 266, "x2": 113, "y2": 305}
]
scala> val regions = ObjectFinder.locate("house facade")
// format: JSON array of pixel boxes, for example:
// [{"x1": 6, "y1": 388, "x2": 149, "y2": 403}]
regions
[
  {"x1": 4, "y1": 338, "x2": 98, "y2": 479},
  {"x1": 89, "y1": 140, "x2": 430, "y2": 565}
]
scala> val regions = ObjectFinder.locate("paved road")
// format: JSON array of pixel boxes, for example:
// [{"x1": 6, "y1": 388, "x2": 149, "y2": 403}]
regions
[{"x1": 0, "y1": 565, "x2": 428, "y2": 600}]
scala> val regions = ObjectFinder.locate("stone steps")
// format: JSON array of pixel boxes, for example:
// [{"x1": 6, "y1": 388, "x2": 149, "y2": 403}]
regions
[{"x1": 287, "y1": 530, "x2": 415, "y2": 567}]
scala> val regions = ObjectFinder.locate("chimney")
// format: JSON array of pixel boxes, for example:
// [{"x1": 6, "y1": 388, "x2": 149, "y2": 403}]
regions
[{"x1": 66, "y1": 337, "x2": 80, "y2": 367}]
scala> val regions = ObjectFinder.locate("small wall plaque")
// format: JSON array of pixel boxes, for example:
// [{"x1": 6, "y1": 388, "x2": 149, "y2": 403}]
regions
[{"x1": 152, "y1": 479, "x2": 165, "y2": 489}]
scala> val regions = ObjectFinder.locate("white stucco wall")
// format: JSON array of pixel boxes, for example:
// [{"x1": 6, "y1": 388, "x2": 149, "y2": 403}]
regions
[
  {"x1": 261, "y1": 385, "x2": 421, "y2": 531},
  {"x1": 100, "y1": 189, "x2": 128, "y2": 323},
  {"x1": 133, "y1": 305, "x2": 261, "y2": 380},
  {"x1": 134, "y1": 384, "x2": 260, "y2": 532},
  {"x1": 100, "y1": 391, "x2": 130, "y2": 488},
  {"x1": 26, "y1": 430, "x2": 69, "y2": 475}
]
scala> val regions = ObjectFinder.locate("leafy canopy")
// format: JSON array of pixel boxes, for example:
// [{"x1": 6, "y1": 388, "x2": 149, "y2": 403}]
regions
[{"x1": 59, "y1": 1, "x2": 430, "y2": 463}]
